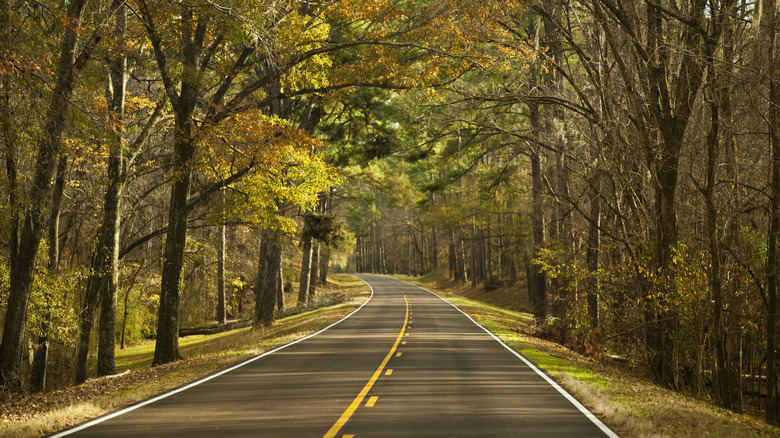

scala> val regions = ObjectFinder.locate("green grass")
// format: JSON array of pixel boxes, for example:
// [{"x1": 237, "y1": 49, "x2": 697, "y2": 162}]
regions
[{"x1": 115, "y1": 326, "x2": 256, "y2": 371}]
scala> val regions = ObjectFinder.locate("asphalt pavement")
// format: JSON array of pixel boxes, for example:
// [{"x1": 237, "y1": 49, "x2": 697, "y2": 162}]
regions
[{"x1": 50, "y1": 274, "x2": 618, "y2": 437}]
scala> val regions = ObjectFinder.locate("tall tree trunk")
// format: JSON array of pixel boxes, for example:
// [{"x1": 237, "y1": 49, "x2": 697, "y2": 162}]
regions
[
  {"x1": 408, "y1": 236, "x2": 413, "y2": 277},
  {"x1": 97, "y1": 5, "x2": 128, "y2": 377},
  {"x1": 470, "y1": 222, "x2": 478, "y2": 286},
  {"x1": 276, "y1": 252, "x2": 285, "y2": 312},
  {"x1": 319, "y1": 247, "x2": 330, "y2": 285},
  {"x1": 372, "y1": 220, "x2": 379, "y2": 273},
  {"x1": 298, "y1": 216, "x2": 314, "y2": 306},
  {"x1": 503, "y1": 212, "x2": 517, "y2": 284},
  {"x1": 647, "y1": 135, "x2": 682, "y2": 389},
  {"x1": 256, "y1": 228, "x2": 282, "y2": 326},
  {"x1": 1, "y1": 0, "x2": 90, "y2": 391},
  {"x1": 480, "y1": 228, "x2": 488, "y2": 287},
  {"x1": 354, "y1": 236, "x2": 360, "y2": 273},
  {"x1": 153, "y1": 133, "x2": 193, "y2": 365},
  {"x1": 139, "y1": 3, "x2": 207, "y2": 367},
  {"x1": 765, "y1": 0, "x2": 780, "y2": 421},
  {"x1": 431, "y1": 224, "x2": 438, "y2": 270},
  {"x1": 529, "y1": 102, "x2": 547, "y2": 322},
  {"x1": 721, "y1": 6, "x2": 743, "y2": 409},
  {"x1": 585, "y1": 176, "x2": 601, "y2": 329},
  {"x1": 706, "y1": 84, "x2": 728, "y2": 407},
  {"x1": 1, "y1": 0, "x2": 17, "y2": 278},
  {"x1": 448, "y1": 230, "x2": 457, "y2": 280},
  {"x1": 216, "y1": 223, "x2": 226, "y2": 324},
  {"x1": 768, "y1": 88, "x2": 780, "y2": 425}
]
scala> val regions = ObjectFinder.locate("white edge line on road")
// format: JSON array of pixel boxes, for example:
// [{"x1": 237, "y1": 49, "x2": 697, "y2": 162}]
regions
[
  {"x1": 409, "y1": 281, "x2": 620, "y2": 438},
  {"x1": 48, "y1": 285, "x2": 376, "y2": 438}
]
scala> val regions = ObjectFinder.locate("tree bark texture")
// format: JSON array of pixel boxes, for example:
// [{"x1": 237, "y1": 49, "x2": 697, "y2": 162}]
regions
[
  {"x1": 97, "y1": 6, "x2": 128, "y2": 377},
  {"x1": 276, "y1": 253, "x2": 285, "y2": 312},
  {"x1": 765, "y1": 0, "x2": 780, "y2": 422},
  {"x1": 217, "y1": 224, "x2": 226, "y2": 324},
  {"x1": 141, "y1": 3, "x2": 206, "y2": 367},
  {"x1": 256, "y1": 228, "x2": 282, "y2": 326},
  {"x1": 298, "y1": 218, "x2": 314, "y2": 306},
  {"x1": 585, "y1": 177, "x2": 601, "y2": 329},
  {"x1": 319, "y1": 246, "x2": 330, "y2": 286},
  {"x1": 153, "y1": 130, "x2": 194, "y2": 366},
  {"x1": 529, "y1": 100, "x2": 547, "y2": 322}
]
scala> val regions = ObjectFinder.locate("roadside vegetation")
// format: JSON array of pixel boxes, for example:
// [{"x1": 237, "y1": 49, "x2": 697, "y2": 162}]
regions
[
  {"x1": 401, "y1": 273, "x2": 780, "y2": 438},
  {"x1": 0, "y1": 276, "x2": 369, "y2": 438}
]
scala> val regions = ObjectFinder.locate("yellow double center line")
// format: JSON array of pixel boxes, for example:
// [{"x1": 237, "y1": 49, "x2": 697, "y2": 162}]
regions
[{"x1": 323, "y1": 294, "x2": 410, "y2": 438}]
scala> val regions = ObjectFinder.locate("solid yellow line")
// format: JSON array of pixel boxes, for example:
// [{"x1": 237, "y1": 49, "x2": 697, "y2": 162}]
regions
[{"x1": 322, "y1": 295, "x2": 409, "y2": 438}]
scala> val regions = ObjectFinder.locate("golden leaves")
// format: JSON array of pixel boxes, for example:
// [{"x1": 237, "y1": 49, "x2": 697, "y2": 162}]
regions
[
  {"x1": 0, "y1": 52, "x2": 53, "y2": 77},
  {"x1": 198, "y1": 110, "x2": 340, "y2": 229},
  {"x1": 322, "y1": 0, "x2": 530, "y2": 90}
]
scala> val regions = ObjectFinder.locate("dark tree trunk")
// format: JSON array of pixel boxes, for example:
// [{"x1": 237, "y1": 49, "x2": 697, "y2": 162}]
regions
[
  {"x1": 480, "y1": 228, "x2": 488, "y2": 287},
  {"x1": 97, "y1": 6, "x2": 128, "y2": 376},
  {"x1": 276, "y1": 252, "x2": 285, "y2": 311},
  {"x1": 298, "y1": 218, "x2": 314, "y2": 306},
  {"x1": 470, "y1": 223, "x2": 478, "y2": 286},
  {"x1": 76, "y1": 264, "x2": 101, "y2": 383},
  {"x1": 431, "y1": 225, "x2": 438, "y2": 270},
  {"x1": 216, "y1": 224, "x2": 227, "y2": 324},
  {"x1": 256, "y1": 228, "x2": 282, "y2": 326},
  {"x1": 319, "y1": 247, "x2": 329, "y2": 285},
  {"x1": 646, "y1": 135, "x2": 682, "y2": 389},
  {"x1": 502, "y1": 213, "x2": 517, "y2": 284},
  {"x1": 153, "y1": 130, "x2": 194, "y2": 365},
  {"x1": 96, "y1": 178, "x2": 120, "y2": 376},
  {"x1": 585, "y1": 177, "x2": 601, "y2": 329},
  {"x1": 1, "y1": 0, "x2": 17, "y2": 277},
  {"x1": 408, "y1": 236, "x2": 413, "y2": 277},
  {"x1": 138, "y1": 2, "x2": 208, "y2": 367},
  {"x1": 766, "y1": 0, "x2": 780, "y2": 421},
  {"x1": 448, "y1": 230, "x2": 457, "y2": 280},
  {"x1": 705, "y1": 62, "x2": 731, "y2": 409},
  {"x1": 372, "y1": 220, "x2": 379, "y2": 273},
  {"x1": 529, "y1": 102, "x2": 547, "y2": 322},
  {"x1": 720, "y1": 9, "x2": 743, "y2": 409}
]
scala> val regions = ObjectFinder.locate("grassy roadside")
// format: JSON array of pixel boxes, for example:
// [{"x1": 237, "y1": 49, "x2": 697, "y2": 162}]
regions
[
  {"x1": 0, "y1": 274, "x2": 369, "y2": 438},
  {"x1": 399, "y1": 273, "x2": 780, "y2": 438}
]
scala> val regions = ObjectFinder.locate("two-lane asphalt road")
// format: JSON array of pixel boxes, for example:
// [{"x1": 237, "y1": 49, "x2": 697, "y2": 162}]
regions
[{"x1": 51, "y1": 274, "x2": 618, "y2": 437}]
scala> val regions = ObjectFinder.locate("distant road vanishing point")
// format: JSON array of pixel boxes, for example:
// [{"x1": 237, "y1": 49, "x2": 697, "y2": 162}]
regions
[{"x1": 51, "y1": 274, "x2": 618, "y2": 438}]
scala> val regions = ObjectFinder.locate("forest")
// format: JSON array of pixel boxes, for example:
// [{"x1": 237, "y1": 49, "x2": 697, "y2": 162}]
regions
[{"x1": 1, "y1": 0, "x2": 780, "y2": 429}]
